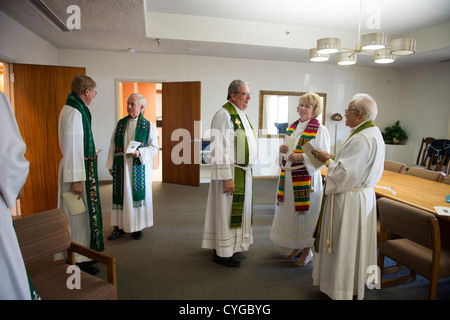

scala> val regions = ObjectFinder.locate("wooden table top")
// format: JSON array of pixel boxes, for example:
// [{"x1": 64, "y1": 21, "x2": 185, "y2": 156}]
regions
[
  {"x1": 321, "y1": 167, "x2": 450, "y2": 219},
  {"x1": 375, "y1": 170, "x2": 450, "y2": 218}
]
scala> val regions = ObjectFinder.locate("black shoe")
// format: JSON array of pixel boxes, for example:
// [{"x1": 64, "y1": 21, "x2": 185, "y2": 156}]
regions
[
  {"x1": 132, "y1": 231, "x2": 143, "y2": 240},
  {"x1": 212, "y1": 250, "x2": 241, "y2": 267},
  {"x1": 108, "y1": 227, "x2": 125, "y2": 240},
  {"x1": 76, "y1": 262, "x2": 99, "y2": 275}
]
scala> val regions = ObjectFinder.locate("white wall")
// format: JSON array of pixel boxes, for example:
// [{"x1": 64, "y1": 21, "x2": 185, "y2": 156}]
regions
[
  {"x1": 0, "y1": 11, "x2": 57, "y2": 65},
  {"x1": 56, "y1": 49, "x2": 405, "y2": 179},
  {"x1": 1, "y1": 10, "x2": 449, "y2": 181}
]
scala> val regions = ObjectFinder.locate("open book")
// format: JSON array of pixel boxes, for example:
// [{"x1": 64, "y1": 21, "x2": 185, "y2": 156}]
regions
[{"x1": 114, "y1": 141, "x2": 141, "y2": 156}]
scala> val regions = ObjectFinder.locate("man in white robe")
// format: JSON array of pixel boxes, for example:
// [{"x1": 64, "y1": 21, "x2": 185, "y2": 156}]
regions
[
  {"x1": 57, "y1": 75, "x2": 103, "y2": 275},
  {"x1": 106, "y1": 93, "x2": 158, "y2": 240},
  {"x1": 202, "y1": 80, "x2": 257, "y2": 267},
  {"x1": 311, "y1": 93, "x2": 385, "y2": 300},
  {"x1": 0, "y1": 91, "x2": 35, "y2": 299}
]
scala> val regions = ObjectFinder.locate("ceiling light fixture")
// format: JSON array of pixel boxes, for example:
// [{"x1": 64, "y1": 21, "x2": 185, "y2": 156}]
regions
[{"x1": 309, "y1": 0, "x2": 416, "y2": 66}]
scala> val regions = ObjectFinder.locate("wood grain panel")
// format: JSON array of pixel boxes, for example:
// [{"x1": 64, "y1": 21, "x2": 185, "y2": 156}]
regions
[
  {"x1": 13, "y1": 64, "x2": 85, "y2": 215},
  {"x1": 162, "y1": 81, "x2": 201, "y2": 186}
]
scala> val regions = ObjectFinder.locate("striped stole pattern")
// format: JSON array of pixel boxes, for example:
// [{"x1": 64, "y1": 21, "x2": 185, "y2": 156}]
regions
[{"x1": 277, "y1": 118, "x2": 320, "y2": 212}]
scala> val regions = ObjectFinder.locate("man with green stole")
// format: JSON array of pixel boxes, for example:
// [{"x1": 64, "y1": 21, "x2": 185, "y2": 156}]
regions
[
  {"x1": 106, "y1": 93, "x2": 159, "y2": 241},
  {"x1": 57, "y1": 75, "x2": 103, "y2": 275},
  {"x1": 201, "y1": 80, "x2": 258, "y2": 267}
]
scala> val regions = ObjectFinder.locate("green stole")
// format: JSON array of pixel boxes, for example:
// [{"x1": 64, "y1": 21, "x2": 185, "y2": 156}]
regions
[
  {"x1": 112, "y1": 114, "x2": 150, "y2": 209},
  {"x1": 313, "y1": 120, "x2": 376, "y2": 253},
  {"x1": 277, "y1": 118, "x2": 320, "y2": 211},
  {"x1": 65, "y1": 93, "x2": 104, "y2": 252},
  {"x1": 222, "y1": 102, "x2": 256, "y2": 229}
]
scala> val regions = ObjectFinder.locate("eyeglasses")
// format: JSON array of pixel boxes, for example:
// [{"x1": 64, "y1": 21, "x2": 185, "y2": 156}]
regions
[
  {"x1": 345, "y1": 108, "x2": 356, "y2": 114},
  {"x1": 236, "y1": 92, "x2": 253, "y2": 97},
  {"x1": 298, "y1": 104, "x2": 313, "y2": 109},
  {"x1": 90, "y1": 89, "x2": 98, "y2": 96}
]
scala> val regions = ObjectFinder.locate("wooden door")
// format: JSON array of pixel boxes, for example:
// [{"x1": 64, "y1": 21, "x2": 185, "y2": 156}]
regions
[
  {"x1": 13, "y1": 64, "x2": 85, "y2": 216},
  {"x1": 162, "y1": 81, "x2": 201, "y2": 186}
]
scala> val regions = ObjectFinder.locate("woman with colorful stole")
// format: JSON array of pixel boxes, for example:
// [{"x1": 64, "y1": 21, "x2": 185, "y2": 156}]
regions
[
  {"x1": 270, "y1": 92, "x2": 330, "y2": 267},
  {"x1": 57, "y1": 75, "x2": 104, "y2": 275}
]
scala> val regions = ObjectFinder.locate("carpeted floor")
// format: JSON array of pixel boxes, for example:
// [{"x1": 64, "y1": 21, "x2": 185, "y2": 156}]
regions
[{"x1": 94, "y1": 179, "x2": 450, "y2": 300}]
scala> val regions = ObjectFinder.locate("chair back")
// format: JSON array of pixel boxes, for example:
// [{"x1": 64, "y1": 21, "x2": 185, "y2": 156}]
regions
[
  {"x1": 384, "y1": 160, "x2": 407, "y2": 174},
  {"x1": 427, "y1": 139, "x2": 450, "y2": 175},
  {"x1": 417, "y1": 137, "x2": 435, "y2": 166},
  {"x1": 14, "y1": 209, "x2": 72, "y2": 265},
  {"x1": 407, "y1": 167, "x2": 445, "y2": 182},
  {"x1": 378, "y1": 198, "x2": 437, "y2": 249}
]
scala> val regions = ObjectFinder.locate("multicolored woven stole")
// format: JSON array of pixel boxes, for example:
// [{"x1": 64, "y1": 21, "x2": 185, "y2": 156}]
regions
[
  {"x1": 222, "y1": 102, "x2": 255, "y2": 229},
  {"x1": 65, "y1": 93, "x2": 104, "y2": 252},
  {"x1": 277, "y1": 118, "x2": 320, "y2": 212},
  {"x1": 112, "y1": 114, "x2": 150, "y2": 209}
]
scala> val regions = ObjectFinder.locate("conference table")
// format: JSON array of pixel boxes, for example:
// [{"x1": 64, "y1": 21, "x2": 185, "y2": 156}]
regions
[
  {"x1": 321, "y1": 167, "x2": 450, "y2": 247},
  {"x1": 320, "y1": 168, "x2": 449, "y2": 217},
  {"x1": 375, "y1": 170, "x2": 450, "y2": 218}
]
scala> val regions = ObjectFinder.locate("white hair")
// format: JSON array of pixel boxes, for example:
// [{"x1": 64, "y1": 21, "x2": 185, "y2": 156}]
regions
[
  {"x1": 129, "y1": 93, "x2": 147, "y2": 111},
  {"x1": 350, "y1": 93, "x2": 378, "y2": 121}
]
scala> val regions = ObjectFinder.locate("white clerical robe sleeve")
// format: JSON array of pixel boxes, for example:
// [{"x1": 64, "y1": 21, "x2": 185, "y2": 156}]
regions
[
  {"x1": 325, "y1": 135, "x2": 371, "y2": 194},
  {"x1": 0, "y1": 92, "x2": 30, "y2": 208},
  {"x1": 105, "y1": 123, "x2": 118, "y2": 170},
  {"x1": 59, "y1": 107, "x2": 86, "y2": 183},
  {"x1": 138, "y1": 122, "x2": 159, "y2": 166},
  {"x1": 210, "y1": 109, "x2": 234, "y2": 181}
]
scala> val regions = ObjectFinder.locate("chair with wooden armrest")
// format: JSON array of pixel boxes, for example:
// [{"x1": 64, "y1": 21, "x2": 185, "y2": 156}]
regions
[
  {"x1": 407, "y1": 167, "x2": 445, "y2": 182},
  {"x1": 384, "y1": 160, "x2": 407, "y2": 174},
  {"x1": 377, "y1": 198, "x2": 450, "y2": 300},
  {"x1": 14, "y1": 208, "x2": 117, "y2": 300}
]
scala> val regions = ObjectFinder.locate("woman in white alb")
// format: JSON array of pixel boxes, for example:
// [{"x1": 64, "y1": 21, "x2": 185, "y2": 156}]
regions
[{"x1": 270, "y1": 92, "x2": 330, "y2": 267}]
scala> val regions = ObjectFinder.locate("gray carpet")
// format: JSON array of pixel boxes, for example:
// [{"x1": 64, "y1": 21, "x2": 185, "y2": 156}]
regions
[{"x1": 97, "y1": 179, "x2": 450, "y2": 300}]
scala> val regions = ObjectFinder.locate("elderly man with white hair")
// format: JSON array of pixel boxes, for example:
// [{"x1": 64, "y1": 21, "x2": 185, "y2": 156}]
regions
[
  {"x1": 106, "y1": 93, "x2": 159, "y2": 240},
  {"x1": 311, "y1": 93, "x2": 385, "y2": 300}
]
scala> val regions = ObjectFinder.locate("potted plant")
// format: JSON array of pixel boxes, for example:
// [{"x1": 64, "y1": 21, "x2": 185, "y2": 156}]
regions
[{"x1": 383, "y1": 120, "x2": 408, "y2": 144}]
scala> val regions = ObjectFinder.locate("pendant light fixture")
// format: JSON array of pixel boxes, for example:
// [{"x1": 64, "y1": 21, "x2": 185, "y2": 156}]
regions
[{"x1": 309, "y1": 0, "x2": 416, "y2": 66}]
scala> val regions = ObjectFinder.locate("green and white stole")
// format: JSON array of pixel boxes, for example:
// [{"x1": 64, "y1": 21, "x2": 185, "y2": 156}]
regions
[
  {"x1": 65, "y1": 93, "x2": 104, "y2": 252},
  {"x1": 112, "y1": 114, "x2": 150, "y2": 209},
  {"x1": 313, "y1": 120, "x2": 376, "y2": 253},
  {"x1": 222, "y1": 102, "x2": 256, "y2": 229},
  {"x1": 277, "y1": 118, "x2": 320, "y2": 212}
]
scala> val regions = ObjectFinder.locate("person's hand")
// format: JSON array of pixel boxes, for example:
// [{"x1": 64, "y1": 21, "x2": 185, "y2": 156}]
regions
[
  {"x1": 132, "y1": 149, "x2": 140, "y2": 158},
  {"x1": 288, "y1": 152, "x2": 303, "y2": 162},
  {"x1": 109, "y1": 169, "x2": 113, "y2": 176},
  {"x1": 223, "y1": 179, "x2": 235, "y2": 195},
  {"x1": 280, "y1": 144, "x2": 289, "y2": 154},
  {"x1": 311, "y1": 150, "x2": 334, "y2": 163},
  {"x1": 72, "y1": 181, "x2": 83, "y2": 199}
]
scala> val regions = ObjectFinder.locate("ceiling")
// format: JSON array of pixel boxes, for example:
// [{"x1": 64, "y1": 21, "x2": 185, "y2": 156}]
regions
[{"x1": 1, "y1": 0, "x2": 449, "y2": 69}]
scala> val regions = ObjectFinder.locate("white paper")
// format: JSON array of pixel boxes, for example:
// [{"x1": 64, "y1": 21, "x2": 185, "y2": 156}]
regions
[
  {"x1": 434, "y1": 206, "x2": 450, "y2": 216},
  {"x1": 301, "y1": 140, "x2": 324, "y2": 169},
  {"x1": 125, "y1": 141, "x2": 141, "y2": 154},
  {"x1": 62, "y1": 192, "x2": 86, "y2": 215},
  {"x1": 282, "y1": 135, "x2": 297, "y2": 160}
]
